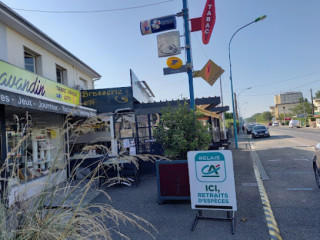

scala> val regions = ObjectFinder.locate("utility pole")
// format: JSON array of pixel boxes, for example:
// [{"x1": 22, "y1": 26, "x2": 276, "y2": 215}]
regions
[
  {"x1": 219, "y1": 77, "x2": 227, "y2": 139},
  {"x1": 234, "y1": 93, "x2": 239, "y2": 120},
  {"x1": 311, "y1": 89, "x2": 314, "y2": 115}
]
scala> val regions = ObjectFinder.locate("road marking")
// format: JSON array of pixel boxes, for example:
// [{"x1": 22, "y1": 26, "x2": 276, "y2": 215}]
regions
[
  {"x1": 286, "y1": 188, "x2": 313, "y2": 191},
  {"x1": 269, "y1": 171, "x2": 313, "y2": 175},
  {"x1": 268, "y1": 159, "x2": 282, "y2": 162},
  {"x1": 248, "y1": 140, "x2": 282, "y2": 240},
  {"x1": 293, "y1": 158, "x2": 310, "y2": 161}
]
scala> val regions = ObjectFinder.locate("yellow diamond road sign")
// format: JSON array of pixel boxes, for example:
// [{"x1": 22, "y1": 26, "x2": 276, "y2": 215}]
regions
[{"x1": 194, "y1": 59, "x2": 224, "y2": 86}]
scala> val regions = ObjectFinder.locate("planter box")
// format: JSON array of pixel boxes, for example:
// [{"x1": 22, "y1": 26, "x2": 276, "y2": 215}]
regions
[{"x1": 155, "y1": 160, "x2": 190, "y2": 204}]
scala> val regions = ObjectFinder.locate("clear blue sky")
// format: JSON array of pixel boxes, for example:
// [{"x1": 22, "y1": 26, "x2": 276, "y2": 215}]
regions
[{"x1": 2, "y1": 0, "x2": 320, "y2": 118}]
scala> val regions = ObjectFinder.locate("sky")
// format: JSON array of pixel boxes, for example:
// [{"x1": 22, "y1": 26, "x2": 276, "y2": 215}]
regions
[{"x1": 2, "y1": 0, "x2": 320, "y2": 118}]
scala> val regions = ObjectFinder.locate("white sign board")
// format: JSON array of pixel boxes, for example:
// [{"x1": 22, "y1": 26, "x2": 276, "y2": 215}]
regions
[
  {"x1": 187, "y1": 150, "x2": 237, "y2": 211},
  {"x1": 157, "y1": 31, "x2": 181, "y2": 57}
]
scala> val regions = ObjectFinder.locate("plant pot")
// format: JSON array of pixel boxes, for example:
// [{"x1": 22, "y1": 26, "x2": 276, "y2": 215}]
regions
[{"x1": 155, "y1": 160, "x2": 190, "y2": 204}]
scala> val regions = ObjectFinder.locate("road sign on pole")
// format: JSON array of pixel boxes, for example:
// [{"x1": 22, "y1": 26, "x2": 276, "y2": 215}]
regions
[{"x1": 163, "y1": 65, "x2": 187, "y2": 75}]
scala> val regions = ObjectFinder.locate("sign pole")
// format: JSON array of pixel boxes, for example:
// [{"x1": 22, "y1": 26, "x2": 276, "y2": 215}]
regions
[{"x1": 182, "y1": 0, "x2": 195, "y2": 110}]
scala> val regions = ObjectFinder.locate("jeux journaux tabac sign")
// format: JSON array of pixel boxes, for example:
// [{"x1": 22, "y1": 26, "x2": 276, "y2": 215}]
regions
[
  {"x1": 0, "y1": 60, "x2": 80, "y2": 105},
  {"x1": 187, "y1": 150, "x2": 237, "y2": 211}
]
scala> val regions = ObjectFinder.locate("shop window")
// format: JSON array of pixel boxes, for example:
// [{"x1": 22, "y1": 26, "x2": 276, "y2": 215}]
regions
[
  {"x1": 56, "y1": 64, "x2": 67, "y2": 84},
  {"x1": 24, "y1": 48, "x2": 41, "y2": 73}
]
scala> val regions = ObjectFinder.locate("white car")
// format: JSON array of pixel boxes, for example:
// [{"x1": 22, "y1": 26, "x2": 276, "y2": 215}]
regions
[
  {"x1": 272, "y1": 122, "x2": 279, "y2": 126},
  {"x1": 289, "y1": 120, "x2": 300, "y2": 128}
]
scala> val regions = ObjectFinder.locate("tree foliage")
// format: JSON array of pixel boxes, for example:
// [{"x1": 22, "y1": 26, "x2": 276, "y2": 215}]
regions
[
  {"x1": 315, "y1": 90, "x2": 320, "y2": 99},
  {"x1": 289, "y1": 98, "x2": 313, "y2": 115},
  {"x1": 153, "y1": 103, "x2": 211, "y2": 160},
  {"x1": 246, "y1": 111, "x2": 272, "y2": 123}
]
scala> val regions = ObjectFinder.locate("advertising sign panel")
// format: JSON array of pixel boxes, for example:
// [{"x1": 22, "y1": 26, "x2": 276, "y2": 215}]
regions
[
  {"x1": 140, "y1": 15, "x2": 176, "y2": 35},
  {"x1": 0, "y1": 60, "x2": 80, "y2": 105},
  {"x1": 0, "y1": 88, "x2": 95, "y2": 117},
  {"x1": 194, "y1": 59, "x2": 224, "y2": 86},
  {"x1": 81, "y1": 87, "x2": 133, "y2": 113},
  {"x1": 187, "y1": 150, "x2": 237, "y2": 211},
  {"x1": 166, "y1": 57, "x2": 183, "y2": 69},
  {"x1": 130, "y1": 69, "x2": 154, "y2": 103},
  {"x1": 201, "y1": 0, "x2": 216, "y2": 44},
  {"x1": 157, "y1": 31, "x2": 181, "y2": 57}
]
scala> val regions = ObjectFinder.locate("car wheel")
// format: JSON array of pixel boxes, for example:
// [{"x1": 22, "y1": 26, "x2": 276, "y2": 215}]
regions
[{"x1": 314, "y1": 163, "x2": 320, "y2": 189}]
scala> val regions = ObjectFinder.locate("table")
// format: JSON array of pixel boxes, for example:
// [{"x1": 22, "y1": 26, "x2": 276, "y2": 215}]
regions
[{"x1": 102, "y1": 157, "x2": 139, "y2": 187}]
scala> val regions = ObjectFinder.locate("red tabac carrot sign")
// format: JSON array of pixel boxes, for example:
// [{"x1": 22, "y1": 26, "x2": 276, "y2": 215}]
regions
[{"x1": 201, "y1": 0, "x2": 216, "y2": 44}]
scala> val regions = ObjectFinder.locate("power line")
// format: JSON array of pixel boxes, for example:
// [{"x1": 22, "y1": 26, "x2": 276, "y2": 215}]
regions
[
  {"x1": 251, "y1": 70, "x2": 320, "y2": 88},
  {"x1": 12, "y1": 0, "x2": 174, "y2": 14},
  {"x1": 243, "y1": 78, "x2": 320, "y2": 97}
]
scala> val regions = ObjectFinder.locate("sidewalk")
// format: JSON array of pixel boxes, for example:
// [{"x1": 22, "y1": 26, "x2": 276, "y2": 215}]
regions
[{"x1": 88, "y1": 133, "x2": 270, "y2": 240}]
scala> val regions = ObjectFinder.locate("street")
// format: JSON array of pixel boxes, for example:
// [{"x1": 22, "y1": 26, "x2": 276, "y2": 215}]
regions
[{"x1": 249, "y1": 126, "x2": 320, "y2": 239}]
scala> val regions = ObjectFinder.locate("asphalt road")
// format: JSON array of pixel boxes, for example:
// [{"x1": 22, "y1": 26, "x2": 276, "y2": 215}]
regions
[{"x1": 249, "y1": 126, "x2": 320, "y2": 239}]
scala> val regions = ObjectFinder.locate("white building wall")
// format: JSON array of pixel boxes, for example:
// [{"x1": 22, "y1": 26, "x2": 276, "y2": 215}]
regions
[
  {"x1": 0, "y1": 22, "x2": 8, "y2": 61},
  {"x1": 5, "y1": 26, "x2": 93, "y2": 89}
]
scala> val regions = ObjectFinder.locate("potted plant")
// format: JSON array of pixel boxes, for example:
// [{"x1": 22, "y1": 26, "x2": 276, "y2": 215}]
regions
[{"x1": 153, "y1": 102, "x2": 211, "y2": 204}]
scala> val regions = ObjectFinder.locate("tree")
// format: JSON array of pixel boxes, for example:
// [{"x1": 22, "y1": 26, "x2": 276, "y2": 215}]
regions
[
  {"x1": 315, "y1": 90, "x2": 320, "y2": 99},
  {"x1": 224, "y1": 112, "x2": 233, "y2": 120},
  {"x1": 289, "y1": 98, "x2": 313, "y2": 115},
  {"x1": 153, "y1": 103, "x2": 211, "y2": 160}
]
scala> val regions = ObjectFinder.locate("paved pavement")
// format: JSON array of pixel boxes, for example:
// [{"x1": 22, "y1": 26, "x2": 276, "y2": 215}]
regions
[{"x1": 87, "y1": 134, "x2": 271, "y2": 240}]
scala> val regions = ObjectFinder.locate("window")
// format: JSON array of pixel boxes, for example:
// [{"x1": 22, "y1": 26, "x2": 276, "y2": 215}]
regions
[
  {"x1": 79, "y1": 78, "x2": 88, "y2": 90},
  {"x1": 24, "y1": 50, "x2": 37, "y2": 73},
  {"x1": 56, "y1": 65, "x2": 66, "y2": 84}
]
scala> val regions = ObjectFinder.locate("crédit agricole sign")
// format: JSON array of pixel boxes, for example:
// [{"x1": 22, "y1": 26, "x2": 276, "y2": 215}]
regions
[{"x1": 0, "y1": 60, "x2": 80, "y2": 105}]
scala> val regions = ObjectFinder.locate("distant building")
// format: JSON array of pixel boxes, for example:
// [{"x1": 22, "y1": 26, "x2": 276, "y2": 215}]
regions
[
  {"x1": 313, "y1": 98, "x2": 320, "y2": 116},
  {"x1": 272, "y1": 91, "x2": 303, "y2": 120}
]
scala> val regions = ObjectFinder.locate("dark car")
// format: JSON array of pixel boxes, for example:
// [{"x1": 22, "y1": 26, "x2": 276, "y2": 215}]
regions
[
  {"x1": 251, "y1": 125, "x2": 270, "y2": 138},
  {"x1": 313, "y1": 143, "x2": 320, "y2": 188},
  {"x1": 245, "y1": 124, "x2": 255, "y2": 134}
]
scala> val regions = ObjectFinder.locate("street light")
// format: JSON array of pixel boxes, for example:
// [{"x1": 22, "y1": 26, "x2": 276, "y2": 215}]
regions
[
  {"x1": 236, "y1": 87, "x2": 252, "y2": 120},
  {"x1": 229, "y1": 15, "x2": 267, "y2": 148}
]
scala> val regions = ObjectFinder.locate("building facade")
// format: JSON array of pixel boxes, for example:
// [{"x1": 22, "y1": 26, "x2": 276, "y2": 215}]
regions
[
  {"x1": 273, "y1": 91, "x2": 303, "y2": 120},
  {"x1": 0, "y1": 2, "x2": 100, "y2": 205}
]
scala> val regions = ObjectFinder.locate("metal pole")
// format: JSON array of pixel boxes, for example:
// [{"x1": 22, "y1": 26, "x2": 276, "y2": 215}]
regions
[
  {"x1": 182, "y1": 0, "x2": 195, "y2": 110},
  {"x1": 0, "y1": 104, "x2": 8, "y2": 205},
  {"x1": 219, "y1": 77, "x2": 227, "y2": 139},
  {"x1": 228, "y1": 15, "x2": 267, "y2": 148}
]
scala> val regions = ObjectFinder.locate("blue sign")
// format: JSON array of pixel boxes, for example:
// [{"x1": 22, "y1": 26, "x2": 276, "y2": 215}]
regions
[{"x1": 140, "y1": 15, "x2": 176, "y2": 35}]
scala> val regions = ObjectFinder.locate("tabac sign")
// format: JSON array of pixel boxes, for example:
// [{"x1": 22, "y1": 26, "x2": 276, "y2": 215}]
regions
[
  {"x1": 0, "y1": 60, "x2": 80, "y2": 105},
  {"x1": 202, "y1": 0, "x2": 216, "y2": 44},
  {"x1": 187, "y1": 150, "x2": 237, "y2": 211},
  {"x1": 81, "y1": 87, "x2": 133, "y2": 113}
]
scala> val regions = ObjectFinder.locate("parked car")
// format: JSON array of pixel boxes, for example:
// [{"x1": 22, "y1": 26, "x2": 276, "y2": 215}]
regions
[
  {"x1": 267, "y1": 122, "x2": 272, "y2": 126},
  {"x1": 289, "y1": 120, "x2": 300, "y2": 128},
  {"x1": 245, "y1": 124, "x2": 255, "y2": 134},
  {"x1": 251, "y1": 125, "x2": 270, "y2": 138},
  {"x1": 313, "y1": 143, "x2": 320, "y2": 188},
  {"x1": 272, "y1": 122, "x2": 279, "y2": 126}
]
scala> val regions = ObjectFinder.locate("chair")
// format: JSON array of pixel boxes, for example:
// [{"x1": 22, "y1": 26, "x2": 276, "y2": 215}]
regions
[{"x1": 121, "y1": 162, "x2": 140, "y2": 187}]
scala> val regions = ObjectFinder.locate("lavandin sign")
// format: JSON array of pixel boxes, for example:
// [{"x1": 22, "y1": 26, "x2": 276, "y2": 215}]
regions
[{"x1": 0, "y1": 60, "x2": 80, "y2": 105}]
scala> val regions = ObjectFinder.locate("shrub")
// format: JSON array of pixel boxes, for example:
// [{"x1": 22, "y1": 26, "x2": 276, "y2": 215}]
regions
[{"x1": 153, "y1": 103, "x2": 211, "y2": 160}]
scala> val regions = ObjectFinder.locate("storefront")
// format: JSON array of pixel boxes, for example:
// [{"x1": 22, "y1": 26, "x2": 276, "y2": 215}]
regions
[{"x1": 0, "y1": 65, "x2": 96, "y2": 205}]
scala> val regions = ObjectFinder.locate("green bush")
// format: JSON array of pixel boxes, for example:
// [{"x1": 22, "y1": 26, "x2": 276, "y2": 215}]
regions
[{"x1": 153, "y1": 103, "x2": 211, "y2": 160}]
